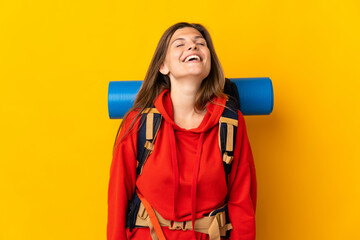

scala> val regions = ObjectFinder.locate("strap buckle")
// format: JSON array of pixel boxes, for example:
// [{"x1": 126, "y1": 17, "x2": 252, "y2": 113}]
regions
[
  {"x1": 137, "y1": 203, "x2": 148, "y2": 220},
  {"x1": 169, "y1": 221, "x2": 188, "y2": 231},
  {"x1": 215, "y1": 212, "x2": 226, "y2": 228},
  {"x1": 144, "y1": 141, "x2": 154, "y2": 151},
  {"x1": 223, "y1": 152, "x2": 234, "y2": 164}
]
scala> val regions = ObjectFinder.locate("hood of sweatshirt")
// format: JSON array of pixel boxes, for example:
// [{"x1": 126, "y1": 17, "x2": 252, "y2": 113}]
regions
[
  {"x1": 154, "y1": 89, "x2": 226, "y2": 133},
  {"x1": 151, "y1": 89, "x2": 227, "y2": 229}
]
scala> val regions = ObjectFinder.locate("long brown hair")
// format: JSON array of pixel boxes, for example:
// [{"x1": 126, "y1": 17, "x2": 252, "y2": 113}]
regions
[{"x1": 113, "y1": 22, "x2": 226, "y2": 153}]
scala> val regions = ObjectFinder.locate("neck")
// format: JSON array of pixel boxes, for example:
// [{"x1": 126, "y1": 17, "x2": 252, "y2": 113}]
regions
[
  {"x1": 170, "y1": 78, "x2": 200, "y2": 113},
  {"x1": 169, "y1": 78, "x2": 206, "y2": 129}
]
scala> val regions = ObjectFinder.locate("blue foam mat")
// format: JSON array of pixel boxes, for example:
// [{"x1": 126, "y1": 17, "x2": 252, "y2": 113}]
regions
[{"x1": 108, "y1": 78, "x2": 273, "y2": 119}]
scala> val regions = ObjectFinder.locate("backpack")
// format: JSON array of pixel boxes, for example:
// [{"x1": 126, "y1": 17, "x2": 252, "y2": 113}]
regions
[
  {"x1": 136, "y1": 78, "x2": 240, "y2": 176},
  {"x1": 127, "y1": 78, "x2": 240, "y2": 237}
]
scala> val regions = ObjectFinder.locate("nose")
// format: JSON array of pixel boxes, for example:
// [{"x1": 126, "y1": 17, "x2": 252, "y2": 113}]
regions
[{"x1": 188, "y1": 43, "x2": 197, "y2": 50}]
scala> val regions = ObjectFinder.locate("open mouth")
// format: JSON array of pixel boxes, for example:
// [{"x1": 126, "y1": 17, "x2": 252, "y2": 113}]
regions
[
  {"x1": 183, "y1": 55, "x2": 202, "y2": 63},
  {"x1": 185, "y1": 59, "x2": 201, "y2": 63}
]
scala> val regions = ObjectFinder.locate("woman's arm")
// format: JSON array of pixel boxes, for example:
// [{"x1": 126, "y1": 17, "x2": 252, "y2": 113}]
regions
[
  {"x1": 227, "y1": 111, "x2": 257, "y2": 240},
  {"x1": 107, "y1": 112, "x2": 139, "y2": 240}
]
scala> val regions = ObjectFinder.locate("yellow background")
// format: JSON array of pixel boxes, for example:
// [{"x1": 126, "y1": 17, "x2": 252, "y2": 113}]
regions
[{"x1": 1, "y1": 0, "x2": 359, "y2": 239}]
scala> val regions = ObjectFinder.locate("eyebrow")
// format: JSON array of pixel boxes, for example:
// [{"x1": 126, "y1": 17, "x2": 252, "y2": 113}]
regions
[{"x1": 171, "y1": 36, "x2": 205, "y2": 45}]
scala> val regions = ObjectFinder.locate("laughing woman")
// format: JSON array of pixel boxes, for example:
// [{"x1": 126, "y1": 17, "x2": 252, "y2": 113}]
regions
[{"x1": 107, "y1": 22, "x2": 257, "y2": 240}]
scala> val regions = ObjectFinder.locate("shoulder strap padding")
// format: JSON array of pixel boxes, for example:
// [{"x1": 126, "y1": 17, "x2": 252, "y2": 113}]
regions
[
  {"x1": 219, "y1": 99, "x2": 238, "y2": 178},
  {"x1": 136, "y1": 107, "x2": 162, "y2": 175}
]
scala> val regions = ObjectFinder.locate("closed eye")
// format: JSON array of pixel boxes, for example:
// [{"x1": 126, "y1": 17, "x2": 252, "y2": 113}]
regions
[{"x1": 176, "y1": 43, "x2": 205, "y2": 47}]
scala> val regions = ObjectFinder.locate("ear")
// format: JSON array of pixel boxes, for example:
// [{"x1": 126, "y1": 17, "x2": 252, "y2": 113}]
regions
[{"x1": 159, "y1": 62, "x2": 169, "y2": 75}]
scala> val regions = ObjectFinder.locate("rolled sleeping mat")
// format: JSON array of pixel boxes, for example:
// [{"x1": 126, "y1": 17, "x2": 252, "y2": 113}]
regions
[
  {"x1": 108, "y1": 77, "x2": 273, "y2": 119},
  {"x1": 232, "y1": 77, "x2": 273, "y2": 115}
]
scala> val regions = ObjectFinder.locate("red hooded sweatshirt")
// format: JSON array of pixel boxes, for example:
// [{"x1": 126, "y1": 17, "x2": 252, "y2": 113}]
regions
[{"x1": 108, "y1": 89, "x2": 257, "y2": 240}]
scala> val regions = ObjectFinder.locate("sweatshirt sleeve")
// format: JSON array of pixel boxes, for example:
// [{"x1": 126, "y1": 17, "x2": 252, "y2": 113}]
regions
[
  {"x1": 227, "y1": 111, "x2": 257, "y2": 240},
  {"x1": 107, "y1": 112, "x2": 139, "y2": 240}
]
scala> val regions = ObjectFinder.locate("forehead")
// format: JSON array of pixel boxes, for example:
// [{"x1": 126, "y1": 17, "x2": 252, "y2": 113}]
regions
[{"x1": 170, "y1": 27, "x2": 204, "y2": 42}]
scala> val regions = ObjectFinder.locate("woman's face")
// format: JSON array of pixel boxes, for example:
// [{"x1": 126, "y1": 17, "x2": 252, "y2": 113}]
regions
[{"x1": 159, "y1": 27, "x2": 211, "y2": 83}]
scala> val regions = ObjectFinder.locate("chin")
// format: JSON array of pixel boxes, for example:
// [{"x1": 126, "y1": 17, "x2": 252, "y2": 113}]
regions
[
  {"x1": 186, "y1": 68, "x2": 210, "y2": 76},
  {"x1": 186, "y1": 73, "x2": 208, "y2": 80},
  {"x1": 172, "y1": 68, "x2": 210, "y2": 81}
]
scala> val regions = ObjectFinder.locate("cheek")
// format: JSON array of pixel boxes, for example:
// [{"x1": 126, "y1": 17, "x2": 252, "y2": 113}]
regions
[
  {"x1": 166, "y1": 54, "x2": 179, "y2": 65},
  {"x1": 166, "y1": 53, "x2": 179, "y2": 66},
  {"x1": 206, "y1": 52, "x2": 211, "y2": 67},
  {"x1": 173, "y1": 51, "x2": 182, "y2": 60},
  {"x1": 204, "y1": 49, "x2": 211, "y2": 61}
]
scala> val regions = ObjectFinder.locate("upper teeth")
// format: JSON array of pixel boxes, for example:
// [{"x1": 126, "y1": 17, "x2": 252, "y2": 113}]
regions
[{"x1": 184, "y1": 55, "x2": 200, "y2": 62}]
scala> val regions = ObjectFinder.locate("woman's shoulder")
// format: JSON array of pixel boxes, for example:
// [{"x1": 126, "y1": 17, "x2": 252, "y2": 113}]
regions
[
  {"x1": 235, "y1": 109, "x2": 247, "y2": 131},
  {"x1": 124, "y1": 108, "x2": 141, "y2": 121},
  {"x1": 114, "y1": 109, "x2": 142, "y2": 145},
  {"x1": 121, "y1": 109, "x2": 142, "y2": 131},
  {"x1": 237, "y1": 109, "x2": 245, "y2": 121}
]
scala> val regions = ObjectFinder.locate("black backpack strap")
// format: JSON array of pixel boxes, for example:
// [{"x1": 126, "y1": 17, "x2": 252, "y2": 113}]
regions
[
  {"x1": 218, "y1": 98, "x2": 238, "y2": 238},
  {"x1": 127, "y1": 107, "x2": 162, "y2": 231},
  {"x1": 126, "y1": 191, "x2": 141, "y2": 232},
  {"x1": 136, "y1": 107, "x2": 162, "y2": 175},
  {"x1": 219, "y1": 98, "x2": 239, "y2": 182}
]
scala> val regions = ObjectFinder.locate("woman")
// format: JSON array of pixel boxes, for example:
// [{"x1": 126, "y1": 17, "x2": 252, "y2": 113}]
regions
[{"x1": 108, "y1": 22, "x2": 257, "y2": 240}]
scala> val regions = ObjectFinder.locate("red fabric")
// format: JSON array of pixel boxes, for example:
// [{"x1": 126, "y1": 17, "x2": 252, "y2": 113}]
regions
[{"x1": 107, "y1": 89, "x2": 257, "y2": 240}]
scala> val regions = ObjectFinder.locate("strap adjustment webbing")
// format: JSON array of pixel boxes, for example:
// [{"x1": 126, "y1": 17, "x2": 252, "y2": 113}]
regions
[
  {"x1": 137, "y1": 192, "x2": 166, "y2": 240},
  {"x1": 135, "y1": 200, "x2": 233, "y2": 240},
  {"x1": 219, "y1": 115, "x2": 238, "y2": 165},
  {"x1": 219, "y1": 116, "x2": 238, "y2": 127}
]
